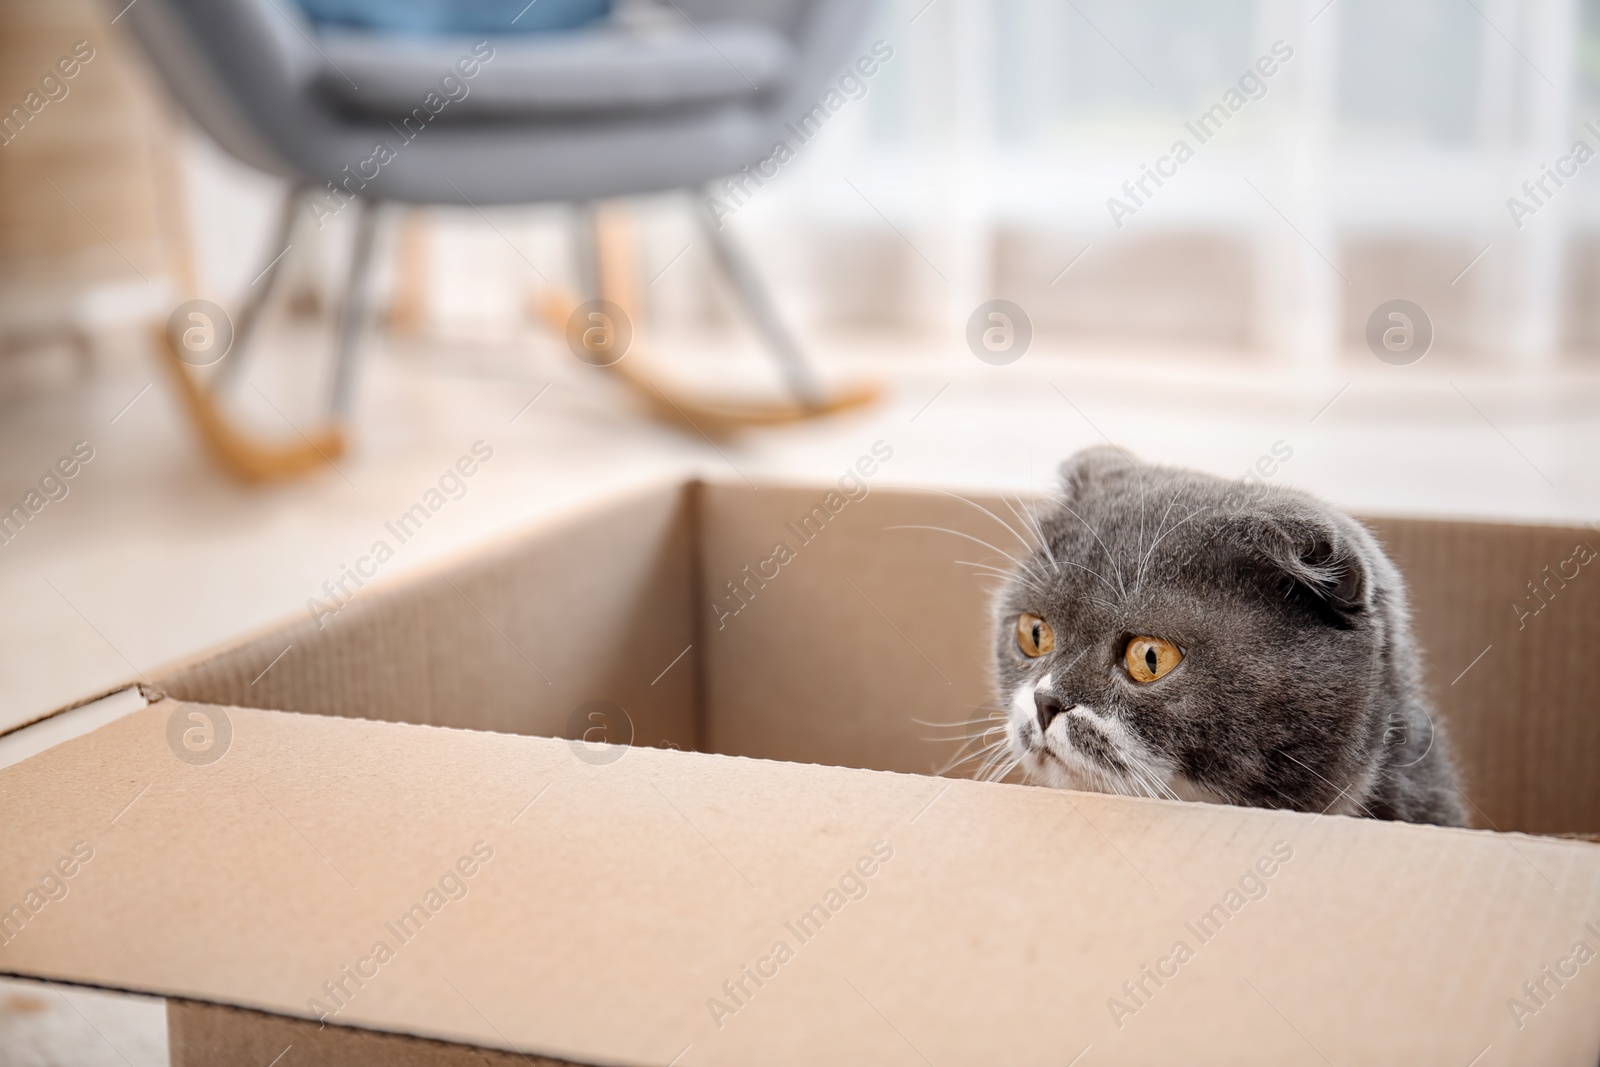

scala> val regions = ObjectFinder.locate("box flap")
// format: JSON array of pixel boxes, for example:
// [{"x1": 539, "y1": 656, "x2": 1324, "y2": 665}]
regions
[{"x1": 3, "y1": 702, "x2": 1598, "y2": 1065}]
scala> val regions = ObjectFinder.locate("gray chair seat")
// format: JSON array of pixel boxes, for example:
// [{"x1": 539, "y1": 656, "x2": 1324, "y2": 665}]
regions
[{"x1": 315, "y1": 22, "x2": 797, "y2": 117}]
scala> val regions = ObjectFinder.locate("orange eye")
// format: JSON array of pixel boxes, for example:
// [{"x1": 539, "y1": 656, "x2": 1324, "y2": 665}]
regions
[
  {"x1": 1016, "y1": 613, "x2": 1054, "y2": 657},
  {"x1": 1125, "y1": 636, "x2": 1182, "y2": 682}
]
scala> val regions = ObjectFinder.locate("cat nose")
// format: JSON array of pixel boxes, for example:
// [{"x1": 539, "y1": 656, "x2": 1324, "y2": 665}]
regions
[{"x1": 1035, "y1": 691, "x2": 1069, "y2": 733}]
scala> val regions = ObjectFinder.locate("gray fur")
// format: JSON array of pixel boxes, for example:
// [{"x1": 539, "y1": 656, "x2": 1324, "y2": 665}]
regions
[{"x1": 988, "y1": 445, "x2": 1467, "y2": 826}]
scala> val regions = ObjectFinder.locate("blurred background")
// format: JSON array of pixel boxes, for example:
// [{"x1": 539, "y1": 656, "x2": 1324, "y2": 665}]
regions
[
  {"x1": 12, "y1": 0, "x2": 1600, "y2": 368},
  {"x1": 1, "y1": 1, "x2": 1598, "y2": 1058}
]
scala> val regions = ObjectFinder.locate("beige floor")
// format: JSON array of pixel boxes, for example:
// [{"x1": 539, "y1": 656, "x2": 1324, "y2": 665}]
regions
[
  {"x1": 1, "y1": 326, "x2": 1597, "y2": 1064},
  {"x1": 0, "y1": 980, "x2": 166, "y2": 1067}
]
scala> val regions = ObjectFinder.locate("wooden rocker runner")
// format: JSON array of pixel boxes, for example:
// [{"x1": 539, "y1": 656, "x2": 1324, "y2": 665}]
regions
[
  {"x1": 539, "y1": 198, "x2": 881, "y2": 437},
  {"x1": 152, "y1": 181, "x2": 355, "y2": 485},
  {"x1": 160, "y1": 187, "x2": 880, "y2": 483}
]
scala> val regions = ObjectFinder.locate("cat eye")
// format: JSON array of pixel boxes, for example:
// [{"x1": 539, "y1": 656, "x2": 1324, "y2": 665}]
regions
[
  {"x1": 1016, "y1": 613, "x2": 1054, "y2": 658},
  {"x1": 1125, "y1": 636, "x2": 1182, "y2": 682}
]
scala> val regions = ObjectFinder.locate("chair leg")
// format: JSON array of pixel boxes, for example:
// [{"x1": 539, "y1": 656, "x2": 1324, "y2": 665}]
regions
[
  {"x1": 329, "y1": 198, "x2": 379, "y2": 416},
  {"x1": 694, "y1": 190, "x2": 824, "y2": 408},
  {"x1": 535, "y1": 198, "x2": 879, "y2": 434},
  {"x1": 214, "y1": 181, "x2": 308, "y2": 393},
  {"x1": 388, "y1": 207, "x2": 431, "y2": 337},
  {"x1": 151, "y1": 183, "x2": 361, "y2": 484}
]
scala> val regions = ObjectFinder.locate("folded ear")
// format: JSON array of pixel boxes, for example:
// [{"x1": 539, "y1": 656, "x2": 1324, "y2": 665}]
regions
[
  {"x1": 1058, "y1": 445, "x2": 1138, "y2": 501},
  {"x1": 1240, "y1": 509, "x2": 1370, "y2": 620}
]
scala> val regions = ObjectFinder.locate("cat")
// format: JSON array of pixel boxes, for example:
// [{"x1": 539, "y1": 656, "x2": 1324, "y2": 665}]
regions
[{"x1": 987, "y1": 445, "x2": 1467, "y2": 826}]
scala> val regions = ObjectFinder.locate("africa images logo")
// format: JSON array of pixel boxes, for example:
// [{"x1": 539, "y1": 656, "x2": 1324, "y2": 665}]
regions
[{"x1": 166, "y1": 704, "x2": 232, "y2": 766}]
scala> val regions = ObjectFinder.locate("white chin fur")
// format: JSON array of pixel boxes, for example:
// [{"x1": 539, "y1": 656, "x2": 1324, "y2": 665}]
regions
[{"x1": 1005, "y1": 683, "x2": 1227, "y2": 805}]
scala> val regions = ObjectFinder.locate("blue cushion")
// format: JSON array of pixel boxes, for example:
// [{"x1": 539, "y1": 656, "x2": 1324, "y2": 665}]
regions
[{"x1": 297, "y1": 0, "x2": 611, "y2": 34}]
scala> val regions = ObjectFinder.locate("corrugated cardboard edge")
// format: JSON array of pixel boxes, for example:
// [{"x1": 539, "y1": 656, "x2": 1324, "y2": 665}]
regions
[
  {"x1": 0, "y1": 681, "x2": 159, "y2": 742},
  {"x1": 168, "y1": 999, "x2": 584, "y2": 1067}
]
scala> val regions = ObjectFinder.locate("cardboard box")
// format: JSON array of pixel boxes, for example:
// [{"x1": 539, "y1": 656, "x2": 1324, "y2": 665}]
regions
[{"x1": 2, "y1": 478, "x2": 1598, "y2": 1065}]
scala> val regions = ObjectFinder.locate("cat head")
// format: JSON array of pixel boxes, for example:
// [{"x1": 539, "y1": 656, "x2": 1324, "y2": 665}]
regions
[{"x1": 991, "y1": 445, "x2": 1407, "y2": 815}]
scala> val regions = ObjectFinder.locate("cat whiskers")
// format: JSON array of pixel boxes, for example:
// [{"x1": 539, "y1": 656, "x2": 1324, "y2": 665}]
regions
[
  {"x1": 922, "y1": 708, "x2": 1011, "y2": 779},
  {"x1": 943, "y1": 736, "x2": 1010, "y2": 779},
  {"x1": 1134, "y1": 472, "x2": 1149, "y2": 592},
  {"x1": 954, "y1": 560, "x2": 1051, "y2": 598},
  {"x1": 905, "y1": 525, "x2": 1122, "y2": 608},
  {"x1": 1035, "y1": 556, "x2": 1122, "y2": 597},
  {"x1": 1119, "y1": 749, "x2": 1182, "y2": 802},
  {"x1": 891, "y1": 510, "x2": 1124, "y2": 601},
  {"x1": 914, "y1": 489, "x2": 1044, "y2": 559},
  {"x1": 977, "y1": 746, "x2": 1023, "y2": 783},
  {"x1": 887, "y1": 525, "x2": 1032, "y2": 571},
  {"x1": 1002, "y1": 495, "x2": 1057, "y2": 568},
  {"x1": 1134, "y1": 500, "x2": 1214, "y2": 594},
  {"x1": 1043, "y1": 493, "x2": 1127, "y2": 599},
  {"x1": 912, "y1": 708, "x2": 1007, "y2": 731},
  {"x1": 1134, "y1": 486, "x2": 1185, "y2": 591},
  {"x1": 944, "y1": 731, "x2": 1012, "y2": 780},
  {"x1": 929, "y1": 702, "x2": 1024, "y2": 784},
  {"x1": 1079, "y1": 755, "x2": 1178, "y2": 803}
]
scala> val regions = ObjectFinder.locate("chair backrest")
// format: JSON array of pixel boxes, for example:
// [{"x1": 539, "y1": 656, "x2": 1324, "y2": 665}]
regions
[
  {"x1": 119, "y1": 0, "x2": 878, "y2": 201},
  {"x1": 759, "y1": 0, "x2": 874, "y2": 123},
  {"x1": 120, "y1": 0, "x2": 333, "y2": 178}
]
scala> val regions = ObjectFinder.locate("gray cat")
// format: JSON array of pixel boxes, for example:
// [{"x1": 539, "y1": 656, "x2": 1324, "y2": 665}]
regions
[{"x1": 986, "y1": 445, "x2": 1466, "y2": 826}]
